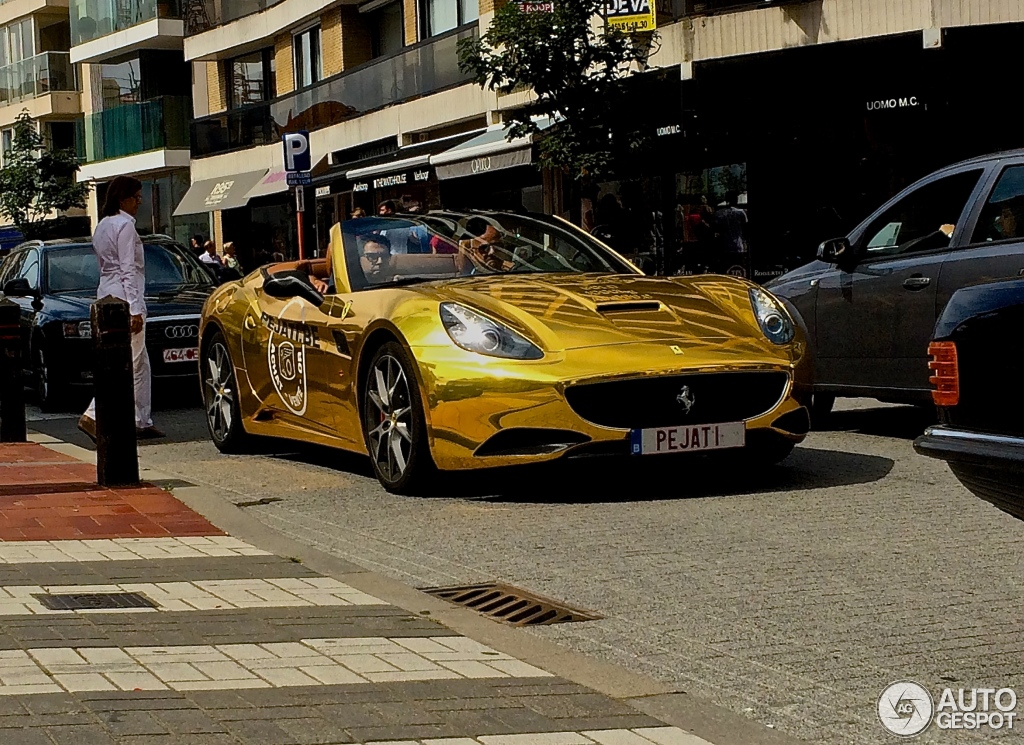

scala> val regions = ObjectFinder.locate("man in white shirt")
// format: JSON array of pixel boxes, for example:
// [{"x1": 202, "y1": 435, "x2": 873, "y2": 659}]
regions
[{"x1": 78, "y1": 176, "x2": 165, "y2": 441}]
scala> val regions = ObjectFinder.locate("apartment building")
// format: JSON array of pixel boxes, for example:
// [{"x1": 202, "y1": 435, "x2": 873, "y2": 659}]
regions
[
  {"x1": 69, "y1": 0, "x2": 207, "y2": 243},
  {"x1": 174, "y1": 0, "x2": 1024, "y2": 273},
  {"x1": 0, "y1": 0, "x2": 83, "y2": 228}
]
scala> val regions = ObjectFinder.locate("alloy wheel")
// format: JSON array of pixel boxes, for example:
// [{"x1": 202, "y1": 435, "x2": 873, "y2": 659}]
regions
[
  {"x1": 366, "y1": 354, "x2": 413, "y2": 483},
  {"x1": 204, "y1": 341, "x2": 235, "y2": 442}
]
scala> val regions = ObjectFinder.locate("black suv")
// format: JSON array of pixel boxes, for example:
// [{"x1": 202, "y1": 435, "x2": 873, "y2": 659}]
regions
[{"x1": 768, "y1": 150, "x2": 1024, "y2": 420}]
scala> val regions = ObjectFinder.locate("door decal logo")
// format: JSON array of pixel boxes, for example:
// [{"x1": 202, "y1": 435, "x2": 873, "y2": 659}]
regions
[{"x1": 262, "y1": 303, "x2": 318, "y2": 417}]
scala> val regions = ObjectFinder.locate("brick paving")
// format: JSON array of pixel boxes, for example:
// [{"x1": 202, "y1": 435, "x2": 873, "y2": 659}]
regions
[{"x1": 0, "y1": 441, "x2": 707, "y2": 745}]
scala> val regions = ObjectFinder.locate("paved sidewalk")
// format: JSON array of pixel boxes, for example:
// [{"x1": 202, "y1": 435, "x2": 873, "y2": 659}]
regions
[{"x1": 0, "y1": 440, "x2": 783, "y2": 745}]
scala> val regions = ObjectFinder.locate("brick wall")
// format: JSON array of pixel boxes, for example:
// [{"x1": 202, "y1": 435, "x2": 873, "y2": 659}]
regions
[
  {"x1": 339, "y1": 7, "x2": 373, "y2": 70},
  {"x1": 206, "y1": 61, "x2": 226, "y2": 113},
  {"x1": 321, "y1": 9, "x2": 343, "y2": 76},
  {"x1": 479, "y1": 0, "x2": 506, "y2": 14},
  {"x1": 275, "y1": 34, "x2": 295, "y2": 95},
  {"x1": 403, "y1": 0, "x2": 417, "y2": 45}
]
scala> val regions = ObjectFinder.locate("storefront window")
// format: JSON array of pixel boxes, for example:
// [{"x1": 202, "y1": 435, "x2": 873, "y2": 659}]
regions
[
  {"x1": 293, "y1": 26, "x2": 321, "y2": 89},
  {"x1": 673, "y1": 163, "x2": 750, "y2": 277},
  {"x1": 228, "y1": 49, "x2": 273, "y2": 108}
]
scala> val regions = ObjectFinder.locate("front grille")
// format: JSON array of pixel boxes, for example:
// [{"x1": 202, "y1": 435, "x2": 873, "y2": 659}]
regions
[
  {"x1": 565, "y1": 371, "x2": 789, "y2": 429},
  {"x1": 147, "y1": 319, "x2": 200, "y2": 346}
]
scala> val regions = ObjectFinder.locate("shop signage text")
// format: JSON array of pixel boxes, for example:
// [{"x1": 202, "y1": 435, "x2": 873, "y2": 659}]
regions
[
  {"x1": 605, "y1": 0, "x2": 655, "y2": 31},
  {"x1": 519, "y1": 1, "x2": 554, "y2": 10},
  {"x1": 657, "y1": 124, "x2": 681, "y2": 137},
  {"x1": 472, "y1": 157, "x2": 492, "y2": 173},
  {"x1": 316, "y1": 186, "x2": 331, "y2": 198},
  {"x1": 372, "y1": 170, "x2": 432, "y2": 189},
  {"x1": 204, "y1": 180, "x2": 235, "y2": 207},
  {"x1": 353, "y1": 182, "x2": 369, "y2": 192},
  {"x1": 866, "y1": 96, "x2": 919, "y2": 111}
]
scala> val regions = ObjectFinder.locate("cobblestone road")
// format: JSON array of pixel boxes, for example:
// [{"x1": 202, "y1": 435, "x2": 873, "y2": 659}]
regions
[{"x1": 32, "y1": 399, "x2": 1024, "y2": 745}]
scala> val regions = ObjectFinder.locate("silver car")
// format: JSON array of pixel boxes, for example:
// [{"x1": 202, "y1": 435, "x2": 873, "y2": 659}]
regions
[{"x1": 768, "y1": 149, "x2": 1024, "y2": 422}]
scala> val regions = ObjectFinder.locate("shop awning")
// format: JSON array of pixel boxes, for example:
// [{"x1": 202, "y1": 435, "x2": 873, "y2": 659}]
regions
[
  {"x1": 246, "y1": 157, "x2": 330, "y2": 200},
  {"x1": 331, "y1": 129, "x2": 487, "y2": 186},
  {"x1": 430, "y1": 118, "x2": 557, "y2": 181},
  {"x1": 172, "y1": 170, "x2": 268, "y2": 216}
]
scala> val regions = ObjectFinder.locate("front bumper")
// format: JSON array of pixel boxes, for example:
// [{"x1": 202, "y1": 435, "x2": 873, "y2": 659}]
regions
[
  {"x1": 914, "y1": 426, "x2": 1024, "y2": 473},
  {"x1": 414, "y1": 340, "x2": 811, "y2": 471}
]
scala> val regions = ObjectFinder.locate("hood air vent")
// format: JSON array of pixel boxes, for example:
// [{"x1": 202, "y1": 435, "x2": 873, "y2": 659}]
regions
[{"x1": 595, "y1": 300, "x2": 662, "y2": 313}]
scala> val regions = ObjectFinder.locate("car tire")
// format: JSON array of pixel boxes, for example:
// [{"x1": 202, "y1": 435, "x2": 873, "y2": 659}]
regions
[
  {"x1": 34, "y1": 346, "x2": 64, "y2": 413},
  {"x1": 202, "y1": 331, "x2": 252, "y2": 454},
  {"x1": 362, "y1": 341, "x2": 437, "y2": 495},
  {"x1": 810, "y1": 393, "x2": 836, "y2": 429}
]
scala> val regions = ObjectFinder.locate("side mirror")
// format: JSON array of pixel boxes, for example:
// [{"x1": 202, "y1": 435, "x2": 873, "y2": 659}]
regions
[
  {"x1": 261, "y1": 269, "x2": 324, "y2": 307},
  {"x1": 817, "y1": 237, "x2": 852, "y2": 264},
  {"x1": 2, "y1": 278, "x2": 33, "y2": 297}
]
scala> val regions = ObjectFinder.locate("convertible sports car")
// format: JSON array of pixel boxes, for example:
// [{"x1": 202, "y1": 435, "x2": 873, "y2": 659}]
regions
[{"x1": 199, "y1": 211, "x2": 813, "y2": 493}]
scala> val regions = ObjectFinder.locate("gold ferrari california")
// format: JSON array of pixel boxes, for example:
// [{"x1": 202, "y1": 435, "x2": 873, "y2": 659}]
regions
[{"x1": 199, "y1": 211, "x2": 812, "y2": 494}]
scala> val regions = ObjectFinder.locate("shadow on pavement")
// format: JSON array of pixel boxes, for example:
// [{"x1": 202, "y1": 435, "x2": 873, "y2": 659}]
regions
[
  {"x1": 821, "y1": 403, "x2": 937, "y2": 440},
  {"x1": 436, "y1": 445, "x2": 895, "y2": 503}
]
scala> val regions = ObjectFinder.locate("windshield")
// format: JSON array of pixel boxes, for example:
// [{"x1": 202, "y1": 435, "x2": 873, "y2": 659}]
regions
[
  {"x1": 340, "y1": 213, "x2": 636, "y2": 291},
  {"x1": 46, "y1": 243, "x2": 215, "y2": 294}
]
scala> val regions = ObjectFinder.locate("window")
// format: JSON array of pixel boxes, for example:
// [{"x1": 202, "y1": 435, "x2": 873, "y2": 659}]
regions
[
  {"x1": 860, "y1": 170, "x2": 983, "y2": 257},
  {"x1": 370, "y1": 2, "x2": 404, "y2": 58},
  {"x1": 1, "y1": 128, "x2": 13, "y2": 167},
  {"x1": 293, "y1": 26, "x2": 321, "y2": 89},
  {"x1": 100, "y1": 57, "x2": 142, "y2": 109},
  {"x1": 228, "y1": 49, "x2": 274, "y2": 108},
  {"x1": 423, "y1": 0, "x2": 477, "y2": 38},
  {"x1": 0, "y1": 19, "x2": 35, "y2": 68},
  {"x1": 971, "y1": 166, "x2": 1024, "y2": 245},
  {"x1": 18, "y1": 249, "x2": 39, "y2": 290}
]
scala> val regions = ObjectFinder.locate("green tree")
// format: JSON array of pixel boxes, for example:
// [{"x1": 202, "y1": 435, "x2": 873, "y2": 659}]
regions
[
  {"x1": 0, "y1": 110, "x2": 90, "y2": 238},
  {"x1": 458, "y1": 0, "x2": 658, "y2": 182}
]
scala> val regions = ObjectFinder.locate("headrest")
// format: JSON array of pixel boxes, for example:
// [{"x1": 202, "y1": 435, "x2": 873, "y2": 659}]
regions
[{"x1": 389, "y1": 254, "x2": 457, "y2": 276}]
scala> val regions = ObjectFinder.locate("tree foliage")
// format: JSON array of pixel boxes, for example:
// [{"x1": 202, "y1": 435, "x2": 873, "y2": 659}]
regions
[
  {"x1": 458, "y1": 0, "x2": 658, "y2": 181},
  {"x1": 0, "y1": 111, "x2": 90, "y2": 238}
]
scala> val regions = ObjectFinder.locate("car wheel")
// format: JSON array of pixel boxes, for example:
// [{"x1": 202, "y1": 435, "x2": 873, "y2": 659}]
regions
[
  {"x1": 202, "y1": 331, "x2": 251, "y2": 453},
  {"x1": 34, "y1": 346, "x2": 63, "y2": 412},
  {"x1": 810, "y1": 393, "x2": 836, "y2": 429},
  {"x1": 362, "y1": 341, "x2": 436, "y2": 495}
]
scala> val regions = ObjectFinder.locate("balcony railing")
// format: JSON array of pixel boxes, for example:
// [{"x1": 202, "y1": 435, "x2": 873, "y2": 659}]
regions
[
  {"x1": 191, "y1": 25, "x2": 477, "y2": 159},
  {"x1": 78, "y1": 95, "x2": 190, "y2": 162},
  {"x1": 0, "y1": 53, "x2": 78, "y2": 107},
  {"x1": 184, "y1": 0, "x2": 284, "y2": 35},
  {"x1": 71, "y1": 0, "x2": 182, "y2": 46}
]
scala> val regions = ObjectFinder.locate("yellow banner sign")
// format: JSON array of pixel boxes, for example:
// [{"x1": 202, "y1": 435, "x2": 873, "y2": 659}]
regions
[{"x1": 605, "y1": 0, "x2": 656, "y2": 31}]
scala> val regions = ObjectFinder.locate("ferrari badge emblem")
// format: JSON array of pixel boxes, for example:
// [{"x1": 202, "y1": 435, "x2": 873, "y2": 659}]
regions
[
  {"x1": 676, "y1": 385, "x2": 695, "y2": 414},
  {"x1": 670, "y1": 345, "x2": 684, "y2": 355}
]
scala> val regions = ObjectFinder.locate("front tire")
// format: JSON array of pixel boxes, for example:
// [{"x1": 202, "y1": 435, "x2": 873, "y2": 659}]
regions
[
  {"x1": 35, "y1": 346, "x2": 64, "y2": 412},
  {"x1": 202, "y1": 331, "x2": 252, "y2": 453},
  {"x1": 362, "y1": 342, "x2": 436, "y2": 495}
]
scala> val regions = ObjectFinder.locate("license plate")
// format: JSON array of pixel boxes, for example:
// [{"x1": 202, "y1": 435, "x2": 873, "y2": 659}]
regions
[
  {"x1": 162, "y1": 347, "x2": 198, "y2": 363},
  {"x1": 630, "y1": 422, "x2": 745, "y2": 455}
]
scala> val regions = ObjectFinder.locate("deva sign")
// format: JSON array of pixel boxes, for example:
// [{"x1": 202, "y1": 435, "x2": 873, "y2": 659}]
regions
[{"x1": 605, "y1": 0, "x2": 655, "y2": 31}]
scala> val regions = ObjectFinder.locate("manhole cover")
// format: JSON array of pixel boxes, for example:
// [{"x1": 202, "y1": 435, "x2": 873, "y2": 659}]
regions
[
  {"x1": 420, "y1": 582, "x2": 602, "y2": 626},
  {"x1": 34, "y1": 592, "x2": 158, "y2": 611}
]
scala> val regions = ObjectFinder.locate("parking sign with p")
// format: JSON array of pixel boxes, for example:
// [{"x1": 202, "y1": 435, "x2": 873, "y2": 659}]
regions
[{"x1": 283, "y1": 131, "x2": 311, "y2": 172}]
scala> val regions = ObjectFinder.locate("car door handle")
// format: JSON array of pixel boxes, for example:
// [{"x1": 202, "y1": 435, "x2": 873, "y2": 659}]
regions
[
  {"x1": 244, "y1": 314, "x2": 256, "y2": 330},
  {"x1": 903, "y1": 276, "x2": 931, "y2": 290}
]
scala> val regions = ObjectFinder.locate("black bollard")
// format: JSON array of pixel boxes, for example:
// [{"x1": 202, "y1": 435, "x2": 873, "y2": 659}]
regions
[
  {"x1": 92, "y1": 296, "x2": 139, "y2": 486},
  {"x1": 0, "y1": 298, "x2": 26, "y2": 443}
]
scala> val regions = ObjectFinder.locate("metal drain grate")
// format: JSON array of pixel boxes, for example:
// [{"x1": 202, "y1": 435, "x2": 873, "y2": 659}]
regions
[
  {"x1": 420, "y1": 582, "x2": 602, "y2": 626},
  {"x1": 33, "y1": 592, "x2": 158, "y2": 611}
]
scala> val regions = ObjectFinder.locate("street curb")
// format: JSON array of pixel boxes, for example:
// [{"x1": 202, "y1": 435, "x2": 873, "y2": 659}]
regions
[{"x1": 30, "y1": 432, "x2": 809, "y2": 745}]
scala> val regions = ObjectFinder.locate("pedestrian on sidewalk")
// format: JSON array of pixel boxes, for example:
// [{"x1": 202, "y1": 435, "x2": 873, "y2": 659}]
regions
[{"x1": 78, "y1": 176, "x2": 165, "y2": 442}]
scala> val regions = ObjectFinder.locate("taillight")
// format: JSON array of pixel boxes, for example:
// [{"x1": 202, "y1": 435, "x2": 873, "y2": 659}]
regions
[{"x1": 928, "y1": 341, "x2": 959, "y2": 406}]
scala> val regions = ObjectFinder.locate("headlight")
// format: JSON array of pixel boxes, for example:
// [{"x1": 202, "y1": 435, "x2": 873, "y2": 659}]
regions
[
  {"x1": 440, "y1": 303, "x2": 543, "y2": 360},
  {"x1": 63, "y1": 321, "x2": 92, "y2": 338},
  {"x1": 748, "y1": 287, "x2": 794, "y2": 345}
]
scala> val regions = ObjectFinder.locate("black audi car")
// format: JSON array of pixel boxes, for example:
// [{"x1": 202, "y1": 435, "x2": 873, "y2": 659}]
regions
[
  {"x1": 0, "y1": 236, "x2": 216, "y2": 410},
  {"x1": 914, "y1": 277, "x2": 1024, "y2": 520}
]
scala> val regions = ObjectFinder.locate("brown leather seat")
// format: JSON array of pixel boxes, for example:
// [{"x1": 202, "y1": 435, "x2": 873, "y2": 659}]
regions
[{"x1": 268, "y1": 258, "x2": 329, "y2": 279}]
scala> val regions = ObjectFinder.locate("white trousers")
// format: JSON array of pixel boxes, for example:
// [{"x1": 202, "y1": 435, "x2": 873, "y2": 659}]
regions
[{"x1": 84, "y1": 323, "x2": 153, "y2": 429}]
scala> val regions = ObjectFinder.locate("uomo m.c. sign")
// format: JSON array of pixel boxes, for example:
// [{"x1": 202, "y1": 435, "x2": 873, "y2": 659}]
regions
[{"x1": 866, "y1": 96, "x2": 919, "y2": 111}]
